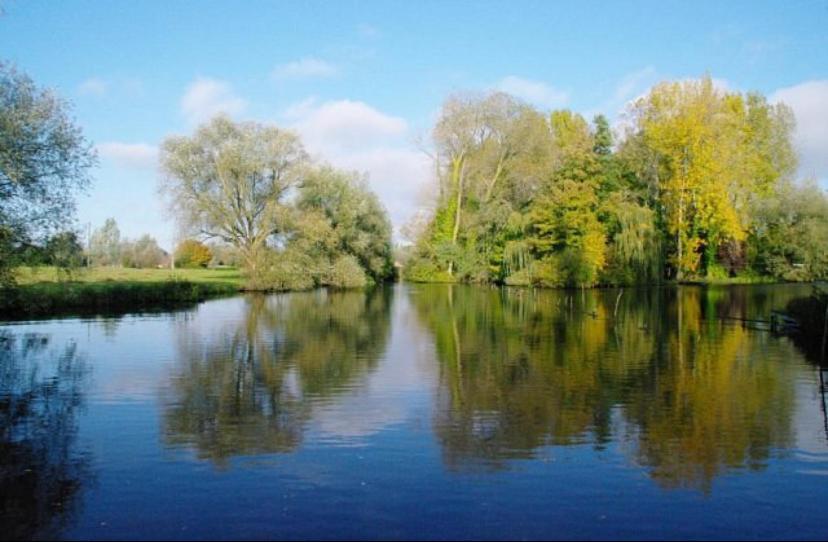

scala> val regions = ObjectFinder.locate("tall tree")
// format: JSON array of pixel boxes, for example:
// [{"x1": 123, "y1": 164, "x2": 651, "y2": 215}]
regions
[
  {"x1": 421, "y1": 92, "x2": 552, "y2": 281},
  {"x1": 0, "y1": 63, "x2": 95, "y2": 285},
  {"x1": 295, "y1": 166, "x2": 393, "y2": 283},
  {"x1": 160, "y1": 116, "x2": 308, "y2": 273},
  {"x1": 89, "y1": 218, "x2": 121, "y2": 266},
  {"x1": 624, "y1": 76, "x2": 796, "y2": 279},
  {"x1": 592, "y1": 114, "x2": 613, "y2": 156}
]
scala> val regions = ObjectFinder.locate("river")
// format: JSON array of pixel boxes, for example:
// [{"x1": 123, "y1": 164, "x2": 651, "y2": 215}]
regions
[{"x1": 2, "y1": 283, "x2": 827, "y2": 540}]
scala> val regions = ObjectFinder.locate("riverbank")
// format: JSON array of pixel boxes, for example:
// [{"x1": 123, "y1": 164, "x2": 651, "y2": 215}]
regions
[
  {"x1": 784, "y1": 287, "x2": 828, "y2": 363},
  {"x1": 406, "y1": 274, "x2": 791, "y2": 288},
  {"x1": 0, "y1": 267, "x2": 242, "y2": 319}
]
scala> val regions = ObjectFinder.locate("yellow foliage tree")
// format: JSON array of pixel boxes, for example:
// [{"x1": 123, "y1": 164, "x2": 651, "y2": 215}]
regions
[{"x1": 627, "y1": 76, "x2": 795, "y2": 279}]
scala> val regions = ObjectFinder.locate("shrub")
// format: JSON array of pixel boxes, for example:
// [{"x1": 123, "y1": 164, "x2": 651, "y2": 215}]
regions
[
  {"x1": 326, "y1": 255, "x2": 367, "y2": 289},
  {"x1": 249, "y1": 251, "x2": 317, "y2": 291},
  {"x1": 175, "y1": 240, "x2": 212, "y2": 268}
]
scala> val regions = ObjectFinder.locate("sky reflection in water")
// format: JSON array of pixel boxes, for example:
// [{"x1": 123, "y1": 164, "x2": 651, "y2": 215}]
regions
[{"x1": 2, "y1": 284, "x2": 827, "y2": 540}]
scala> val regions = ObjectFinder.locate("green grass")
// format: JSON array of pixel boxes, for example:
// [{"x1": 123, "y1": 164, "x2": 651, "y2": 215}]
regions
[
  {"x1": 14, "y1": 265, "x2": 243, "y2": 286},
  {"x1": 1, "y1": 266, "x2": 243, "y2": 319}
]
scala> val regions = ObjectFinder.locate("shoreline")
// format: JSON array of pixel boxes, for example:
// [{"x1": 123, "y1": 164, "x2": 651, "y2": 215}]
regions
[{"x1": 2, "y1": 265, "x2": 822, "y2": 322}]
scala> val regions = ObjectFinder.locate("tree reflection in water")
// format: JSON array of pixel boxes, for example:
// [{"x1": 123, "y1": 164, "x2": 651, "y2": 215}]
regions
[
  {"x1": 162, "y1": 288, "x2": 392, "y2": 466},
  {"x1": 0, "y1": 331, "x2": 91, "y2": 540},
  {"x1": 413, "y1": 285, "x2": 798, "y2": 492}
]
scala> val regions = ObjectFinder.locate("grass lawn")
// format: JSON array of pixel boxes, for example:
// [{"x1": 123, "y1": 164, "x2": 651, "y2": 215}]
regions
[
  {"x1": 15, "y1": 265, "x2": 244, "y2": 286},
  {"x1": 2, "y1": 266, "x2": 243, "y2": 319}
]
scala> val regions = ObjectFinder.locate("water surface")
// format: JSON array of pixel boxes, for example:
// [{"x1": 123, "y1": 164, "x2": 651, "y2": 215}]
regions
[{"x1": 2, "y1": 284, "x2": 827, "y2": 540}]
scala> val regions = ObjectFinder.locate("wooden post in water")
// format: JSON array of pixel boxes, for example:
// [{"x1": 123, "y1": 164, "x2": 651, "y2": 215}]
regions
[
  {"x1": 821, "y1": 302, "x2": 828, "y2": 364},
  {"x1": 614, "y1": 289, "x2": 624, "y2": 319}
]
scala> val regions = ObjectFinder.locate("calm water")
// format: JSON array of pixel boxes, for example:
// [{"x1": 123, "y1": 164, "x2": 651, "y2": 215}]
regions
[{"x1": 2, "y1": 284, "x2": 828, "y2": 540}]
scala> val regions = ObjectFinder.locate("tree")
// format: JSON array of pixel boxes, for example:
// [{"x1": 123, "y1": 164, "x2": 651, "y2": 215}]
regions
[
  {"x1": 206, "y1": 242, "x2": 240, "y2": 267},
  {"x1": 121, "y1": 234, "x2": 165, "y2": 268},
  {"x1": 748, "y1": 180, "x2": 828, "y2": 280},
  {"x1": 296, "y1": 166, "x2": 393, "y2": 283},
  {"x1": 89, "y1": 218, "x2": 121, "y2": 266},
  {"x1": 45, "y1": 231, "x2": 84, "y2": 278},
  {"x1": 160, "y1": 116, "x2": 308, "y2": 273},
  {"x1": 413, "y1": 92, "x2": 553, "y2": 282},
  {"x1": 592, "y1": 114, "x2": 613, "y2": 156},
  {"x1": 175, "y1": 239, "x2": 212, "y2": 268},
  {"x1": 624, "y1": 76, "x2": 796, "y2": 279},
  {"x1": 522, "y1": 109, "x2": 613, "y2": 287},
  {"x1": 0, "y1": 63, "x2": 95, "y2": 285}
]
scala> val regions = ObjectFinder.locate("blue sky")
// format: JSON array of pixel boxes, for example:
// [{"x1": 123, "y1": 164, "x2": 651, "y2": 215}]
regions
[{"x1": 1, "y1": 0, "x2": 826, "y2": 250}]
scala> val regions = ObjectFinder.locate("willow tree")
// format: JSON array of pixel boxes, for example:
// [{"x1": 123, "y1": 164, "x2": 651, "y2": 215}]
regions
[{"x1": 160, "y1": 116, "x2": 308, "y2": 274}]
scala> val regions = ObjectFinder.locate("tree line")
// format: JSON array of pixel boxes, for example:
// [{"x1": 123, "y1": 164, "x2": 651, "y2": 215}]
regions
[
  {"x1": 403, "y1": 76, "x2": 828, "y2": 286},
  {"x1": 3, "y1": 60, "x2": 825, "y2": 292},
  {"x1": 1, "y1": 62, "x2": 394, "y2": 290}
]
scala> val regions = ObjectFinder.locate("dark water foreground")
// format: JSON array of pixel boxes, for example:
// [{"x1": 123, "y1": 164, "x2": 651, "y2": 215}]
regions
[{"x1": 2, "y1": 284, "x2": 827, "y2": 541}]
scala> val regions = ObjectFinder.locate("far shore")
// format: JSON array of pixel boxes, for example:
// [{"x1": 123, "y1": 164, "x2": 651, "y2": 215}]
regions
[{"x1": 1, "y1": 265, "x2": 822, "y2": 322}]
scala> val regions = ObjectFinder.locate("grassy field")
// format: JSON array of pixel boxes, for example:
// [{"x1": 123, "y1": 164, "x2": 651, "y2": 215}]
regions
[
  {"x1": 1, "y1": 266, "x2": 243, "y2": 319},
  {"x1": 15, "y1": 266, "x2": 244, "y2": 286}
]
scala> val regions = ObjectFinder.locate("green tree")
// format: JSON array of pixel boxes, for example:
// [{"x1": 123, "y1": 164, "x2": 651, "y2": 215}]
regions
[
  {"x1": 592, "y1": 114, "x2": 613, "y2": 156},
  {"x1": 748, "y1": 180, "x2": 828, "y2": 280},
  {"x1": 409, "y1": 92, "x2": 553, "y2": 283},
  {"x1": 121, "y1": 234, "x2": 165, "y2": 268},
  {"x1": 0, "y1": 63, "x2": 96, "y2": 286},
  {"x1": 160, "y1": 116, "x2": 308, "y2": 274},
  {"x1": 45, "y1": 231, "x2": 84, "y2": 279},
  {"x1": 405, "y1": 79, "x2": 801, "y2": 287},
  {"x1": 296, "y1": 166, "x2": 393, "y2": 284},
  {"x1": 89, "y1": 218, "x2": 121, "y2": 266}
]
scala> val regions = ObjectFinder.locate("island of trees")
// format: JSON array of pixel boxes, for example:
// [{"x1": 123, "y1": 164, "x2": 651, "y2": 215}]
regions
[{"x1": 403, "y1": 76, "x2": 827, "y2": 286}]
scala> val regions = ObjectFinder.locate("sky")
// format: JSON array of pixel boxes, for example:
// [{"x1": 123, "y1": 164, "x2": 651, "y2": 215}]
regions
[{"x1": 1, "y1": 0, "x2": 827, "y2": 251}]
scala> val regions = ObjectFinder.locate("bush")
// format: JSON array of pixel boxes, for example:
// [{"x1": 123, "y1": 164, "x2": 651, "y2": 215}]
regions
[
  {"x1": 504, "y1": 268, "x2": 532, "y2": 286},
  {"x1": 326, "y1": 255, "x2": 367, "y2": 289},
  {"x1": 121, "y1": 235, "x2": 165, "y2": 268},
  {"x1": 248, "y1": 251, "x2": 317, "y2": 291},
  {"x1": 0, "y1": 279, "x2": 238, "y2": 318},
  {"x1": 403, "y1": 258, "x2": 455, "y2": 283},
  {"x1": 175, "y1": 240, "x2": 212, "y2": 268}
]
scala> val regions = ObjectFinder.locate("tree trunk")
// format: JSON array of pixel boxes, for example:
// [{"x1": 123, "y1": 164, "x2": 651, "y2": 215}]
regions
[
  {"x1": 447, "y1": 155, "x2": 465, "y2": 277},
  {"x1": 484, "y1": 153, "x2": 506, "y2": 202}
]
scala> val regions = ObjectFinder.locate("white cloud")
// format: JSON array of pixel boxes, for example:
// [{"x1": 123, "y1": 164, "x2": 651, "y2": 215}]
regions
[
  {"x1": 283, "y1": 96, "x2": 319, "y2": 119},
  {"x1": 78, "y1": 77, "x2": 108, "y2": 97},
  {"x1": 96, "y1": 142, "x2": 158, "y2": 170},
  {"x1": 180, "y1": 77, "x2": 247, "y2": 125},
  {"x1": 329, "y1": 147, "x2": 432, "y2": 228},
  {"x1": 581, "y1": 66, "x2": 659, "y2": 125},
  {"x1": 292, "y1": 99, "x2": 407, "y2": 151},
  {"x1": 284, "y1": 99, "x2": 431, "y2": 234},
  {"x1": 272, "y1": 57, "x2": 339, "y2": 79},
  {"x1": 610, "y1": 66, "x2": 658, "y2": 109},
  {"x1": 77, "y1": 76, "x2": 146, "y2": 99},
  {"x1": 771, "y1": 80, "x2": 828, "y2": 182},
  {"x1": 496, "y1": 76, "x2": 569, "y2": 109}
]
